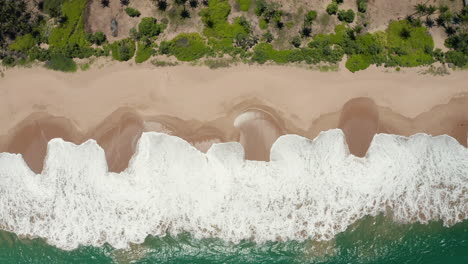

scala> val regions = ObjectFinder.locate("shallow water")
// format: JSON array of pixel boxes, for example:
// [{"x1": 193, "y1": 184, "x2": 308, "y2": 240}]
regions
[{"x1": 0, "y1": 215, "x2": 466, "y2": 263}]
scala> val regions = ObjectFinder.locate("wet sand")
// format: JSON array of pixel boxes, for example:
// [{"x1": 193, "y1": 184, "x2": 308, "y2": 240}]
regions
[{"x1": 0, "y1": 65, "x2": 467, "y2": 173}]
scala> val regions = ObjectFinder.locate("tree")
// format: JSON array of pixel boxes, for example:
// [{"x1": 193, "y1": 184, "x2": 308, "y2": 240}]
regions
[
  {"x1": 425, "y1": 18, "x2": 434, "y2": 28},
  {"x1": 120, "y1": 0, "x2": 130, "y2": 6},
  {"x1": 180, "y1": 8, "x2": 190, "y2": 18},
  {"x1": 301, "y1": 26, "x2": 312, "y2": 37},
  {"x1": 338, "y1": 9, "x2": 355, "y2": 23},
  {"x1": 189, "y1": 0, "x2": 198, "y2": 8},
  {"x1": 157, "y1": 0, "x2": 167, "y2": 11},
  {"x1": 326, "y1": 2, "x2": 338, "y2": 15},
  {"x1": 400, "y1": 27, "x2": 411, "y2": 39},
  {"x1": 414, "y1": 3, "x2": 427, "y2": 15},
  {"x1": 101, "y1": 0, "x2": 110, "y2": 7},
  {"x1": 175, "y1": 0, "x2": 187, "y2": 5},
  {"x1": 357, "y1": 0, "x2": 367, "y2": 13}
]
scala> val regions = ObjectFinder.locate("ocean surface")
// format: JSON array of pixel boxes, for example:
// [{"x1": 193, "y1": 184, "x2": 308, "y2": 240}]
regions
[{"x1": 0, "y1": 130, "x2": 467, "y2": 263}]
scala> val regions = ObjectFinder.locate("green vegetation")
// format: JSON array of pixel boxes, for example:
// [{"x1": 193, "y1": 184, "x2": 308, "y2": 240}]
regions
[
  {"x1": 125, "y1": 7, "x2": 141, "y2": 17},
  {"x1": 305, "y1": 11, "x2": 318, "y2": 24},
  {"x1": 236, "y1": 0, "x2": 251, "y2": 12},
  {"x1": 48, "y1": 0, "x2": 90, "y2": 57},
  {"x1": 9, "y1": 34, "x2": 37, "y2": 52},
  {"x1": 0, "y1": 0, "x2": 39, "y2": 50},
  {"x1": 346, "y1": 54, "x2": 371, "y2": 72},
  {"x1": 135, "y1": 42, "x2": 154, "y2": 63},
  {"x1": 45, "y1": 53, "x2": 77, "y2": 72},
  {"x1": 357, "y1": 0, "x2": 367, "y2": 13},
  {"x1": 111, "y1": 38, "x2": 136, "y2": 61},
  {"x1": 43, "y1": 0, "x2": 64, "y2": 17},
  {"x1": 165, "y1": 33, "x2": 209, "y2": 61},
  {"x1": 337, "y1": 9, "x2": 355, "y2": 23},
  {"x1": 326, "y1": 2, "x2": 338, "y2": 15},
  {"x1": 138, "y1": 17, "x2": 166, "y2": 39},
  {"x1": 86, "y1": 32, "x2": 107, "y2": 46}
]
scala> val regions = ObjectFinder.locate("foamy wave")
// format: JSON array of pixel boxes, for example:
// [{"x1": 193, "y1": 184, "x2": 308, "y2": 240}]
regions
[{"x1": 0, "y1": 130, "x2": 467, "y2": 250}]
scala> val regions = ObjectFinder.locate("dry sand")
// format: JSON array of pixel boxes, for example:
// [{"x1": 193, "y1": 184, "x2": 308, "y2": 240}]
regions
[{"x1": 0, "y1": 64, "x2": 467, "y2": 173}]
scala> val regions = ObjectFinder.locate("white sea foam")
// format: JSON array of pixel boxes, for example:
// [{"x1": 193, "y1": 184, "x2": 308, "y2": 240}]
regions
[{"x1": 0, "y1": 130, "x2": 467, "y2": 250}]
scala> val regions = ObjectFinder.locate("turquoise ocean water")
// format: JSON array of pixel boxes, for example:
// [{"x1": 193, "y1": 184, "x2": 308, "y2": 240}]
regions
[{"x1": 1, "y1": 215, "x2": 467, "y2": 264}]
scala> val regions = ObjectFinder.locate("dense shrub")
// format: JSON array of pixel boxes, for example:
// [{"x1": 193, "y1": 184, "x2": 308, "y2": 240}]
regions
[
  {"x1": 445, "y1": 33, "x2": 468, "y2": 54},
  {"x1": 326, "y1": 2, "x2": 338, "y2": 15},
  {"x1": 135, "y1": 42, "x2": 154, "y2": 63},
  {"x1": 345, "y1": 54, "x2": 371, "y2": 72},
  {"x1": 43, "y1": 0, "x2": 64, "y2": 17},
  {"x1": 0, "y1": 0, "x2": 38, "y2": 49},
  {"x1": 168, "y1": 33, "x2": 209, "y2": 61},
  {"x1": 236, "y1": 0, "x2": 251, "y2": 12},
  {"x1": 111, "y1": 38, "x2": 136, "y2": 61},
  {"x1": 125, "y1": 7, "x2": 141, "y2": 17},
  {"x1": 338, "y1": 9, "x2": 355, "y2": 23},
  {"x1": 259, "y1": 19, "x2": 269, "y2": 29},
  {"x1": 9, "y1": 34, "x2": 37, "y2": 52},
  {"x1": 357, "y1": 0, "x2": 367, "y2": 13},
  {"x1": 445, "y1": 50, "x2": 467, "y2": 67},
  {"x1": 86, "y1": 32, "x2": 107, "y2": 45},
  {"x1": 138, "y1": 17, "x2": 165, "y2": 38},
  {"x1": 45, "y1": 53, "x2": 77, "y2": 72},
  {"x1": 305, "y1": 11, "x2": 317, "y2": 24},
  {"x1": 48, "y1": 0, "x2": 89, "y2": 50}
]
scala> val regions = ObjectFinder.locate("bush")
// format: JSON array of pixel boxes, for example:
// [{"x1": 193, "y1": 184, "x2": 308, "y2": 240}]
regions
[
  {"x1": 48, "y1": 0, "x2": 89, "y2": 50},
  {"x1": 9, "y1": 34, "x2": 37, "y2": 52},
  {"x1": 345, "y1": 54, "x2": 371, "y2": 72},
  {"x1": 326, "y1": 2, "x2": 338, "y2": 15},
  {"x1": 357, "y1": 0, "x2": 367, "y2": 13},
  {"x1": 291, "y1": 36, "x2": 301, "y2": 48},
  {"x1": 135, "y1": 42, "x2": 154, "y2": 63},
  {"x1": 111, "y1": 38, "x2": 136, "y2": 61},
  {"x1": 305, "y1": 10, "x2": 317, "y2": 24},
  {"x1": 236, "y1": 0, "x2": 251, "y2": 11},
  {"x1": 43, "y1": 0, "x2": 64, "y2": 17},
  {"x1": 86, "y1": 32, "x2": 107, "y2": 45},
  {"x1": 125, "y1": 7, "x2": 141, "y2": 17},
  {"x1": 445, "y1": 33, "x2": 468, "y2": 54},
  {"x1": 259, "y1": 19, "x2": 269, "y2": 29},
  {"x1": 445, "y1": 50, "x2": 467, "y2": 67},
  {"x1": 2, "y1": 56, "x2": 16, "y2": 67},
  {"x1": 45, "y1": 53, "x2": 77, "y2": 72},
  {"x1": 138, "y1": 17, "x2": 165, "y2": 38},
  {"x1": 168, "y1": 33, "x2": 209, "y2": 61},
  {"x1": 338, "y1": 9, "x2": 355, "y2": 23}
]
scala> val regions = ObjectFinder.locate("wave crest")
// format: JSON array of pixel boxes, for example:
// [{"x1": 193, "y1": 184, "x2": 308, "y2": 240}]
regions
[{"x1": 0, "y1": 130, "x2": 467, "y2": 250}]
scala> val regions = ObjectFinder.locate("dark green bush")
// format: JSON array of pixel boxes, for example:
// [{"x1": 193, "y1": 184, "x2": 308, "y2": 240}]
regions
[
  {"x1": 9, "y1": 34, "x2": 37, "y2": 52},
  {"x1": 125, "y1": 7, "x2": 141, "y2": 17},
  {"x1": 445, "y1": 50, "x2": 467, "y2": 67},
  {"x1": 346, "y1": 54, "x2": 371, "y2": 72},
  {"x1": 168, "y1": 33, "x2": 209, "y2": 61},
  {"x1": 135, "y1": 42, "x2": 154, "y2": 63},
  {"x1": 43, "y1": 0, "x2": 64, "y2": 17},
  {"x1": 338, "y1": 9, "x2": 355, "y2": 23},
  {"x1": 305, "y1": 10, "x2": 317, "y2": 23},
  {"x1": 326, "y1": 2, "x2": 338, "y2": 15},
  {"x1": 138, "y1": 17, "x2": 165, "y2": 38},
  {"x1": 86, "y1": 32, "x2": 107, "y2": 45},
  {"x1": 45, "y1": 53, "x2": 77, "y2": 72},
  {"x1": 357, "y1": 0, "x2": 367, "y2": 13},
  {"x1": 111, "y1": 38, "x2": 136, "y2": 61}
]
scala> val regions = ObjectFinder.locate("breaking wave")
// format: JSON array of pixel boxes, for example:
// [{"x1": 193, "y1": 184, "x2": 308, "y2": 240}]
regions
[{"x1": 0, "y1": 130, "x2": 466, "y2": 250}]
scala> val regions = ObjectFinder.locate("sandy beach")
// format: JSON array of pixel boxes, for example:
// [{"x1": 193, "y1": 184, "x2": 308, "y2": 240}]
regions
[{"x1": 0, "y1": 64, "x2": 467, "y2": 173}]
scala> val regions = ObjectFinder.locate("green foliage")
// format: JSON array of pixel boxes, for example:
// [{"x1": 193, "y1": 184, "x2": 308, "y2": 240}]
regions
[
  {"x1": 326, "y1": 2, "x2": 338, "y2": 15},
  {"x1": 43, "y1": 0, "x2": 64, "y2": 17},
  {"x1": 1, "y1": 56, "x2": 16, "y2": 66},
  {"x1": 138, "y1": 17, "x2": 165, "y2": 38},
  {"x1": 48, "y1": 0, "x2": 89, "y2": 51},
  {"x1": 259, "y1": 19, "x2": 269, "y2": 29},
  {"x1": 445, "y1": 33, "x2": 468, "y2": 54},
  {"x1": 386, "y1": 20, "x2": 433, "y2": 67},
  {"x1": 28, "y1": 47, "x2": 51, "y2": 62},
  {"x1": 338, "y1": 9, "x2": 355, "y2": 23},
  {"x1": 236, "y1": 0, "x2": 251, "y2": 12},
  {"x1": 445, "y1": 50, "x2": 467, "y2": 67},
  {"x1": 85, "y1": 32, "x2": 107, "y2": 45},
  {"x1": 167, "y1": 33, "x2": 209, "y2": 61},
  {"x1": 45, "y1": 53, "x2": 77, "y2": 72},
  {"x1": 291, "y1": 36, "x2": 301, "y2": 48},
  {"x1": 125, "y1": 7, "x2": 141, "y2": 17},
  {"x1": 111, "y1": 38, "x2": 136, "y2": 61},
  {"x1": 9, "y1": 34, "x2": 37, "y2": 52},
  {"x1": 345, "y1": 54, "x2": 371, "y2": 72},
  {"x1": 135, "y1": 42, "x2": 154, "y2": 63},
  {"x1": 357, "y1": 0, "x2": 367, "y2": 13},
  {"x1": 0, "y1": 0, "x2": 38, "y2": 49},
  {"x1": 305, "y1": 10, "x2": 318, "y2": 23}
]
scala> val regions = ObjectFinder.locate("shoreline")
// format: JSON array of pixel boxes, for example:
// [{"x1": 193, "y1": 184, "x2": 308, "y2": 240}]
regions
[{"x1": 0, "y1": 64, "x2": 467, "y2": 172}]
